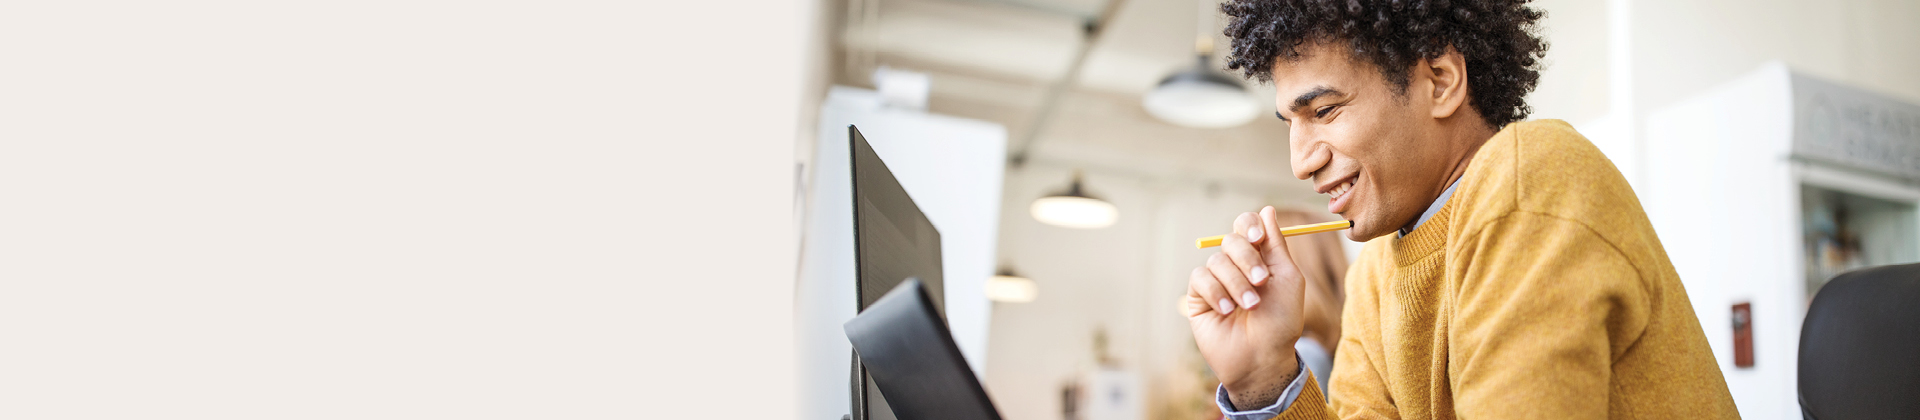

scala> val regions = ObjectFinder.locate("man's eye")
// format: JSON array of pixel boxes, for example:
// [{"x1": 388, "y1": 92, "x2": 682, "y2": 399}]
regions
[{"x1": 1315, "y1": 106, "x2": 1334, "y2": 118}]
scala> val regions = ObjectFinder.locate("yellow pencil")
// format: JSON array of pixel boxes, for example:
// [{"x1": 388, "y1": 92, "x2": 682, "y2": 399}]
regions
[{"x1": 1195, "y1": 220, "x2": 1353, "y2": 248}]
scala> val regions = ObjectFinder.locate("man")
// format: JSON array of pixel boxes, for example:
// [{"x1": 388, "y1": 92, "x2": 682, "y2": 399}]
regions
[{"x1": 1181, "y1": 1, "x2": 1739, "y2": 419}]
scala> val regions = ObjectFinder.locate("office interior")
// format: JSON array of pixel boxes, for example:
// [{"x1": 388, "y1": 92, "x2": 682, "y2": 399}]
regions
[{"x1": 790, "y1": 1, "x2": 1920, "y2": 420}]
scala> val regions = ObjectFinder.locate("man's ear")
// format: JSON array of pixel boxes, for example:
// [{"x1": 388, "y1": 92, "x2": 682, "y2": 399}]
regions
[{"x1": 1426, "y1": 46, "x2": 1470, "y2": 119}]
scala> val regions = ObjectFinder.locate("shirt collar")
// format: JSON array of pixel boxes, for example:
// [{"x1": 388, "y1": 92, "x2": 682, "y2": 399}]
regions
[{"x1": 1399, "y1": 178, "x2": 1461, "y2": 237}]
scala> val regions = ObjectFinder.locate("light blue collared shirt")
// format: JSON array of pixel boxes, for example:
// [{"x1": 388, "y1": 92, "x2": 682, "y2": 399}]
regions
[
  {"x1": 1214, "y1": 178, "x2": 1462, "y2": 419},
  {"x1": 1214, "y1": 354, "x2": 1311, "y2": 420},
  {"x1": 1400, "y1": 178, "x2": 1461, "y2": 237}
]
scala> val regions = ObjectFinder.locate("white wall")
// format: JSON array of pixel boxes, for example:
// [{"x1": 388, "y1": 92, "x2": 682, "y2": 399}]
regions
[
  {"x1": 1512, "y1": 0, "x2": 1920, "y2": 190},
  {"x1": 1526, "y1": 0, "x2": 1614, "y2": 125},
  {"x1": 0, "y1": 1, "x2": 813, "y2": 418},
  {"x1": 1633, "y1": 0, "x2": 1920, "y2": 110},
  {"x1": 1567, "y1": 0, "x2": 1920, "y2": 187}
]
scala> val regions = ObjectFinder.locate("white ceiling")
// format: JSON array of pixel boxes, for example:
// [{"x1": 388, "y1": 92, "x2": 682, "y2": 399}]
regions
[
  {"x1": 837, "y1": 0, "x2": 1311, "y2": 201},
  {"x1": 844, "y1": 0, "x2": 1245, "y2": 96}
]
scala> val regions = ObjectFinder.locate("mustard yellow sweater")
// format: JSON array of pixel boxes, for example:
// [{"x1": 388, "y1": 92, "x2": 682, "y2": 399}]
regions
[{"x1": 1275, "y1": 120, "x2": 1739, "y2": 419}]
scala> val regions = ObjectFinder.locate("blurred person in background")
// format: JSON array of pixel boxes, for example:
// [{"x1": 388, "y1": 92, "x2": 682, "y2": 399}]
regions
[
  {"x1": 1273, "y1": 210, "x2": 1347, "y2": 395},
  {"x1": 1179, "y1": 1, "x2": 1738, "y2": 419}
]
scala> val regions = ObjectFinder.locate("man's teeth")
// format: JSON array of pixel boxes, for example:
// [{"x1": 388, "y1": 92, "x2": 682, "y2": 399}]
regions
[{"x1": 1329, "y1": 181, "x2": 1353, "y2": 198}]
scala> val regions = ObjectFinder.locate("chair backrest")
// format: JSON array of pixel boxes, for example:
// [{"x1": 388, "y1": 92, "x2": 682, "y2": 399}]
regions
[{"x1": 1799, "y1": 262, "x2": 1920, "y2": 420}]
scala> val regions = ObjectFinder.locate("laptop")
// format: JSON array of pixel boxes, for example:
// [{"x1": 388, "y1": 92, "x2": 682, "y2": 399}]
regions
[
  {"x1": 847, "y1": 125, "x2": 949, "y2": 420},
  {"x1": 843, "y1": 279, "x2": 1002, "y2": 420}
]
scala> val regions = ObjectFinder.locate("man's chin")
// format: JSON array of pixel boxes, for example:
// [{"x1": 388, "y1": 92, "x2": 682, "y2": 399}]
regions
[{"x1": 1343, "y1": 221, "x2": 1394, "y2": 242}]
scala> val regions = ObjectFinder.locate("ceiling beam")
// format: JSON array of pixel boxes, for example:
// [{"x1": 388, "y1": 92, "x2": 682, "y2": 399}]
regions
[
  {"x1": 1007, "y1": 0, "x2": 1128, "y2": 167},
  {"x1": 936, "y1": 0, "x2": 1100, "y2": 20}
]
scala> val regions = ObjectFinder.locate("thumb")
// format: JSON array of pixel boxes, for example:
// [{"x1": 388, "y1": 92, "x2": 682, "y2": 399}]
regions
[{"x1": 1257, "y1": 206, "x2": 1297, "y2": 269}]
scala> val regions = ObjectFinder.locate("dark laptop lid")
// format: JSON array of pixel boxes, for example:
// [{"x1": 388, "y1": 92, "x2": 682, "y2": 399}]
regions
[{"x1": 844, "y1": 279, "x2": 1001, "y2": 420}]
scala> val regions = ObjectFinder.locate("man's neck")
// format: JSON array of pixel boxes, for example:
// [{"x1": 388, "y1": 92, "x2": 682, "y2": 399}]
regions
[
  {"x1": 1439, "y1": 123, "x2": 1496, "y2": 192},
  {"x1": 1398, "y1": 121, "x2": 1500, "y2": 233}
]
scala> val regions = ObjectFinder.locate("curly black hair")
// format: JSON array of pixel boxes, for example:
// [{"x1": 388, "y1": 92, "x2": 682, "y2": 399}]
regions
[{"x1": 1220, "y1": 0, "x2": 1548, "y2": 129}]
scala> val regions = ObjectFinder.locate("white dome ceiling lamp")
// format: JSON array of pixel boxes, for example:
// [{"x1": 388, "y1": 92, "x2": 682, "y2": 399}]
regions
[
  {"x1": 985, "y1": 267, "x2": 1038, "y2": 303},
  {"x1": 1030, "y1": 170, "x2": 1118, "y2": 229},
  {"x1": 1143, "y1": 1, "x2": 1261, "y2": 129}
]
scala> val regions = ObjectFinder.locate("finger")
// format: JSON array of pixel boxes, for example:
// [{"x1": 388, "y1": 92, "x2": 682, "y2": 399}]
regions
[
  {"x1": 1206, "y1": 252, "x2": 1261, "y2": 310},
  {"x1": 1219, "y1": 230, "x2": 1270, "y2": 287},
  {"x1": 1188, "y1": 266, "x2": 1235, "y2": 315},
  {"x1": 1181, "y1": 295, "x2": 1212, "y2": 318},
  {"x1": 1258, "y1": 206, "x2": 1306, "y2": 287},
  {"x1": 1233, "y1": 212, "x2": 1265, "y2": 244},
  {"x1": 1259, "y1": 208, "x2": 1290, "y2": 264}
]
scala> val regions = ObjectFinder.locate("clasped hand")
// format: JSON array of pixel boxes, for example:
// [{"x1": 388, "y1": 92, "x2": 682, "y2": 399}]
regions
[{"x1": 1183, "y1": 206, "x2": 1307, "y2": 409}]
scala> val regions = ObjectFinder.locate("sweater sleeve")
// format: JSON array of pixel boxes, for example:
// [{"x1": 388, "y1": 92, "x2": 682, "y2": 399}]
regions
[{"x1": 1447, "y1": 212, "x2": 1650, "y2": 419}]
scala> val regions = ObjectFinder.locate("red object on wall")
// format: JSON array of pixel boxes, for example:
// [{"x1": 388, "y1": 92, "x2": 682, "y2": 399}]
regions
[{"x1": 1732, "y1": 302, "x2": 1754, "y2": 368}]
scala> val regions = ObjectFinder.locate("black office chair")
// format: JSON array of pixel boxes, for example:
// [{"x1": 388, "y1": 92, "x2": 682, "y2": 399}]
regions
[{"x1": 1798, "y1": 262, "x2": 1920, "y2": 420}]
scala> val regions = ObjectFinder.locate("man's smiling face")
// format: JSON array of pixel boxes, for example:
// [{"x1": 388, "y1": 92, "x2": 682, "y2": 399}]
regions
[{"x1": 1272, "y1": 42, "x2": 1457, "y2": 241}]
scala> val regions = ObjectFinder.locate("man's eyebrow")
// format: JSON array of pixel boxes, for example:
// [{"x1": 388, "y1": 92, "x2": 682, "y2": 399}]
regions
[{"x1": 1289, "y1": 86, "x2": 1341, "y2": 110}]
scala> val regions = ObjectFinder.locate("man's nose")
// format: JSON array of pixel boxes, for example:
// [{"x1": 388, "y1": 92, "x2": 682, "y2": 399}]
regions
[{"x1": 1290, "y1": 128, "x2": 1326, "y2": 181}]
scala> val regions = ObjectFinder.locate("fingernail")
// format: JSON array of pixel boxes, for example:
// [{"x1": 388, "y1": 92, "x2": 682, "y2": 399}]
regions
[
  {"x1": 1242, "y1": 291, "x2": 1260, "y2": 308},
  {"x1": 1247, "y1": 225, "x2": 1263, "y2": 242},
  {"x1": 1217, "y1": 299, "x2": 1235, "y2": 315},
  {"x1": 1250, "y1": 265, "x2": 1269, "y2": 285}
]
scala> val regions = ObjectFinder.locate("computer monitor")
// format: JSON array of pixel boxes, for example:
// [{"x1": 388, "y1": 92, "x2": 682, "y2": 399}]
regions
[{"x1": 849, "y1": 125, "x2": 944, "y2": 420}]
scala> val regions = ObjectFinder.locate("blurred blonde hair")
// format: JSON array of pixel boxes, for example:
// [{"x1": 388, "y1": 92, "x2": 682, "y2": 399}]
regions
[{"x1": 1273, "y1": 209, "x2": 1350, "y2": 351}]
